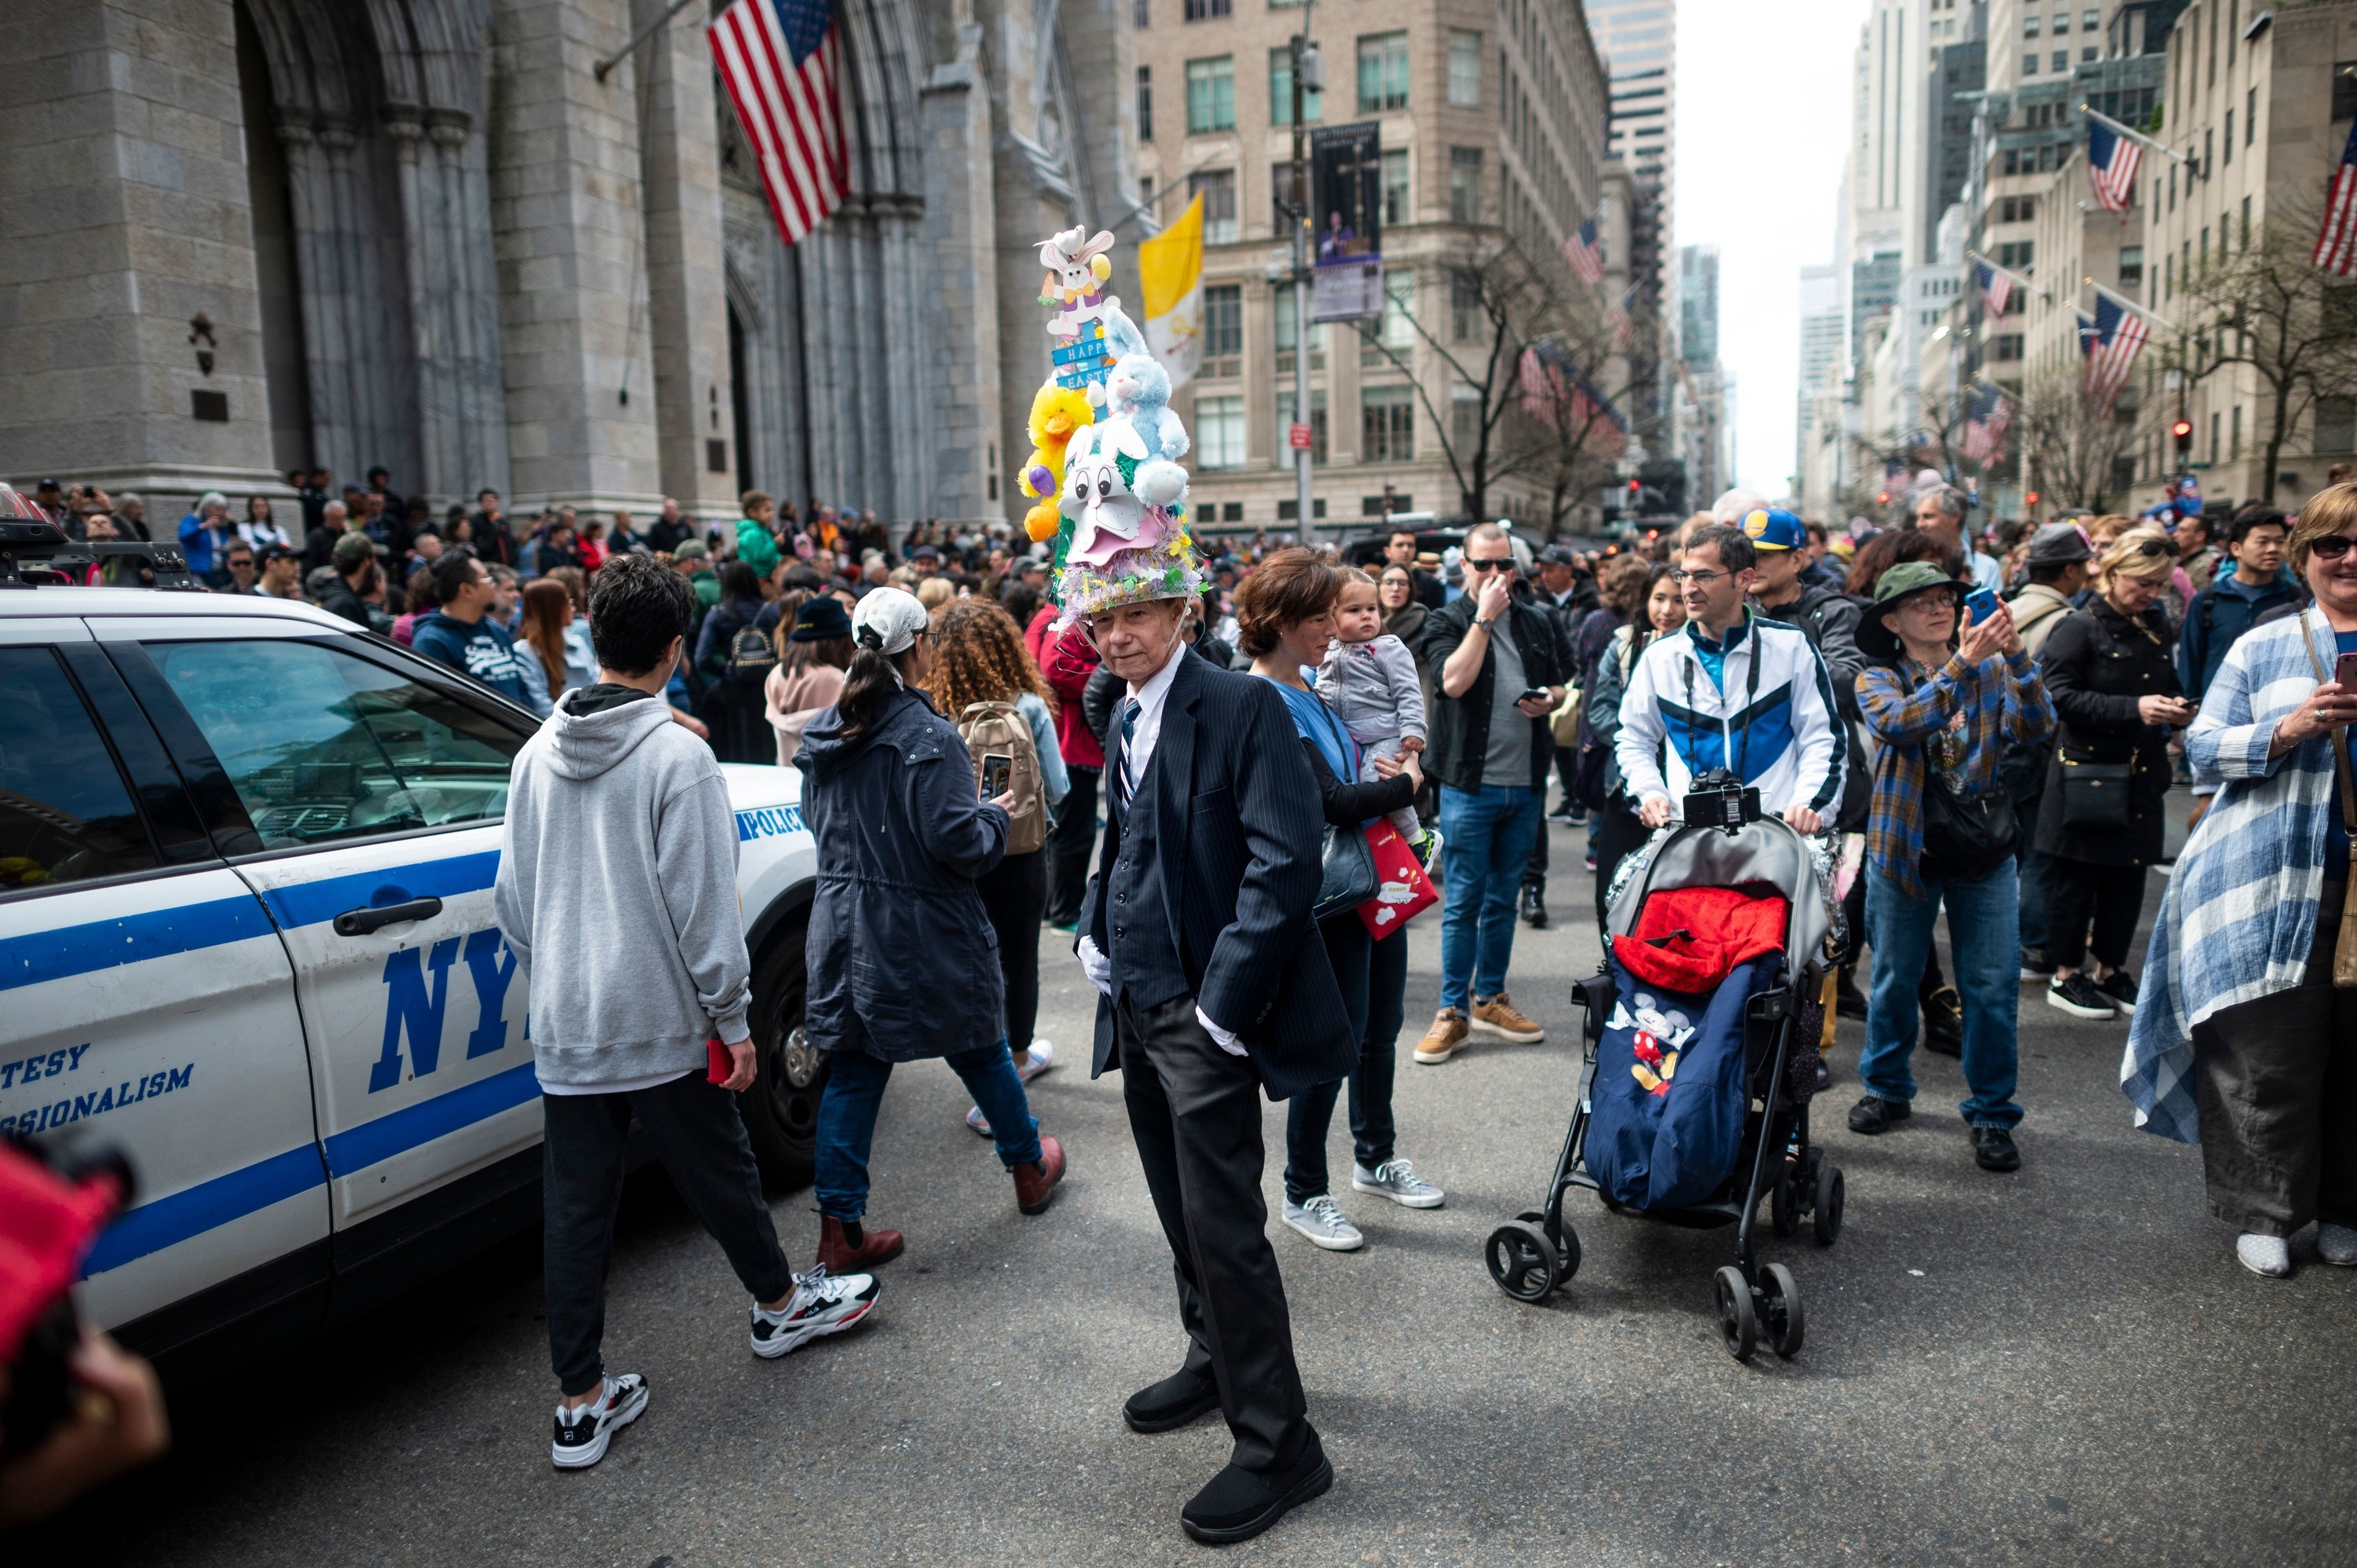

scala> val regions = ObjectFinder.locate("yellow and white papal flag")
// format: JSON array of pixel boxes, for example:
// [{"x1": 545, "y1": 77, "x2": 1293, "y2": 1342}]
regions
[{"x1": 1138, "y1": 194, "x2": 1204, "y2": 392}]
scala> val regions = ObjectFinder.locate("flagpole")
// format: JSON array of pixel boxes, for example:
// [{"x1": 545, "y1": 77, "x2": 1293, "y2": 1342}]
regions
[
  {"x1": 2078, "y1": 104, "x2": 2201, "y2": 173},
  {"x1": 594, "y1": 0, "x2": 702, "y2": 81},
  {"x1": 2081, "y1": 276, "x2": 2179, "y2": 333},
  {"x1": 1965, "y1": 250, "x2": 2036, "y2": 291}
]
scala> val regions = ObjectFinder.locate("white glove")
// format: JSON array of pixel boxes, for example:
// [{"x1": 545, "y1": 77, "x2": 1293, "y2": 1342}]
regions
[
  {"x1": 1076, "y1": 934, "x2": 1113, "y2": 998},
  {"x1": 1195, "y1": 1006, "x2": 1247, "y2": 1057}
]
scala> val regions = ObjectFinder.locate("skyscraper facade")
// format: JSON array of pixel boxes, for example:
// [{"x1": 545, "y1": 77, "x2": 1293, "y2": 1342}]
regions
[{"x1": 1584, "y1": 0, "x2": 1673, "y2": 207}]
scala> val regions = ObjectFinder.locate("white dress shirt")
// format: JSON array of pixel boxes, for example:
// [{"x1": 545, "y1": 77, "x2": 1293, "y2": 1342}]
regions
[{"x1": 1078, "y1": 645, "x2": 1245, "y2": 1056}]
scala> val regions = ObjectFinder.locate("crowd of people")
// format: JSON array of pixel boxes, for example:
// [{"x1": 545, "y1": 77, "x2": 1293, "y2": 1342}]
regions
[{"x1": 13, "y1": 456, "x2": 2357, "y2": 1541}]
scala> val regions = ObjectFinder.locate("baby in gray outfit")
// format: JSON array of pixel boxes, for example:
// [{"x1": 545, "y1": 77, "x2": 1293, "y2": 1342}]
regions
[{"x1": 1317, "y1": 570, "x2": 1428, "y2": 845}]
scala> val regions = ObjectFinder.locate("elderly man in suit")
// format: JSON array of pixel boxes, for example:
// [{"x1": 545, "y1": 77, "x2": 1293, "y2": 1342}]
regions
[{"x1": 1072, "y1": 582, "x2": 1353, "y2": 1547}]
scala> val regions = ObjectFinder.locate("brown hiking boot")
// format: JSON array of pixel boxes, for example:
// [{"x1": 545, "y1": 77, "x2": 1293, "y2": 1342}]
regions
[
  {"x1": 1013, "y1": 1134, "x2": 1066, "y2": 1214},
  {"x1": 1471, "y1": 992, "x2": 1544, "y2": 1043},
  {"x1": 818, "y1": 1214, "x2": 904, "y2": 1273},
  {"x1": 1413, "y1": 1009, "x2": 1470, "y2": 1064}
]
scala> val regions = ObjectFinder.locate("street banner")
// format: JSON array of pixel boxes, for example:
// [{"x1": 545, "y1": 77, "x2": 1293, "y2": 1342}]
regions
[
  {"x1": 1311, "y1": 123, "x2": 1384, "y2": 321},
  {"x1": 1138, "y1": 194, "x2": 1204, "y2": 390}
]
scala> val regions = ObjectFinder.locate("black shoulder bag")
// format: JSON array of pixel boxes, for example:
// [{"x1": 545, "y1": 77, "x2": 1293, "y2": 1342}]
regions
[{"x1": 1912, "y1": 657, "x2": 2017, "y2": 881}]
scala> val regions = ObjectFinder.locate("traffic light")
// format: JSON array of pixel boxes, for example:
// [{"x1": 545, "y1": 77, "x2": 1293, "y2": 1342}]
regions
[
  {"x1": 1875, "y1": 491, "x2": 1890, "y2": 506},
  {"x1": 2171, "y1": 419, "x2": 2194, "y2": 457},
  {"x1": 2025, "y1": 491, "x2": 2041, "y2": 505}
]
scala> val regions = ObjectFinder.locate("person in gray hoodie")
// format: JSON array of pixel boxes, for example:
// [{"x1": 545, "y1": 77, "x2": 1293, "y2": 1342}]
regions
[{"x1": 494, "y1": 554, "x2": 881, "y2": 1472}]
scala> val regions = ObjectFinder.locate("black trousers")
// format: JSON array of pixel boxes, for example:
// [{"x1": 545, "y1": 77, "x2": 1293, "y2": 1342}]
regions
[
  {"x1": 1043, "y1": 765, "x2": 1102, "y2": 925},
  {"x1": 1591, "y1": 796, "x2": 1651, "y2": 933},
  {"x1": 1523, "y1": 805, "x2": 1549, "y2": 891},
  {"x1": 2046, "y1": 859, "x2": 2147, "y2": 971},
  {"x1": 542, "y1": 1074, "x2": 794, "y2": 1397},
  {"x1": 977, "y1": 848, "x2": 1047, "y2": 1051},
  {"x1": 2190, "y1": 893, "x2": 2357, "y2": 1236},
  {"x1": 1552, "y1": 742, "x2": 1579, "y2": 810},
  {"x1": 1117, "y1": 990, "x2": 1311, "y2": 1474},
  {"x1": 1285, "y1": 919, "x2": 1404, "y2": 1201}
]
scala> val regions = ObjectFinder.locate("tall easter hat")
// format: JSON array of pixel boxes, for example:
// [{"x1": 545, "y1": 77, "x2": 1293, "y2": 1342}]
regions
[{"x1": 1028, "y1": 225, "x2": 1206, "y2": 623}]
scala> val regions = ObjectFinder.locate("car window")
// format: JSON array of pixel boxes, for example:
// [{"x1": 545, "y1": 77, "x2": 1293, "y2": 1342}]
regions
[
  {"x1": 0, "y1": 647, "x2": 160, "y2": 892},
  {"x1": 143, "y1": 639, "x2": 525, "y2": 851}
]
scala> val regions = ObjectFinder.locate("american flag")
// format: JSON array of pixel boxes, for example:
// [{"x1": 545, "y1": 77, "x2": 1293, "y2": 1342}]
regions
[
  {"x1": 1517, "y1": 343, "x2": 1626, "y2": 453},
  {"x1": 2080, "y1": 294, "x2": 2149, "y2": 418},
  {"x1": 2314, "y1": 116, "x2": 2357, "y2": 276},
  {"x1": 1563, "y1": 215, "x2": 1605, "y2": 286},
  {"x1": 1959, "y1": 384, "x2": 2011, "y2": 466},
  {"x1": 2088, "y1": 118, "x2": 2143, "y2": 215},
  {"x1": 711, "y1": 0, "x2": 847, "y2": 247},
  {"x1": 1974, "y1": 258, "x2": 2013, "y2": 319},
  {"x1": 1605, "y1": 288, "x2": 1634, "y2": 346}
]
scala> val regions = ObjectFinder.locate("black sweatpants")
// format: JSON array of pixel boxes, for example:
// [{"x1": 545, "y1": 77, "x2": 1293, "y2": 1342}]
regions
[
  {"x1": 978, "y1": 848, "x2": 1047, "y2": 1052},
  {"x1": 2046, "y1": 859, "x2": 2148, "y2": 971},
  {"x1": 1118, "y1": 991, "x2": 1312, "y2": 1475},
  {"x1": 1043, "y1": 766, "x2": 1101, "y2": 925},
  {"x1": 542, "y1": 1074, "x2": 794, "y2": 1397},
  {"x1": 2190, "y1": 893, "x2": 2357, "y2": 1236}
]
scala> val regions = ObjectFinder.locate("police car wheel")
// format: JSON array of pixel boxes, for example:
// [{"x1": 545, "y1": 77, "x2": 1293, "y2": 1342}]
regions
[{"x1": 740, "y1": 915, "x2": 826, "y2": 1192}]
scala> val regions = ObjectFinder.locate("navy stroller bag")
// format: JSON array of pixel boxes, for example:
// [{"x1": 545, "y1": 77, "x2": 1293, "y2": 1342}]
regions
[{"x1": 1586, "y1": 954, "x2": 1781, "y2": 1211}]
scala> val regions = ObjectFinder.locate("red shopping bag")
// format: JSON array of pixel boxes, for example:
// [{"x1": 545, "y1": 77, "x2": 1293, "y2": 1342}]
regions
[{"x1": 1357, "y1": 821, "x2": 1439, "y2": 938}]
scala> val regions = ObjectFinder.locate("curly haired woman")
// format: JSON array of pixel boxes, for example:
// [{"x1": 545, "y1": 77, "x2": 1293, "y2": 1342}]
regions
[{"x1": 925, "y1": 599, "x2": 1071, "y2": 1127}]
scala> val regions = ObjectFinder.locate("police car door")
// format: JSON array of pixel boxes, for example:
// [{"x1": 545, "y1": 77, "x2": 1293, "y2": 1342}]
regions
[
  {"x1": 0, "y1": 621, "x2": 328, "y2": 1339},
  {"x1": 101, "y1": 621, "x2": 539, "y2": 1244}
]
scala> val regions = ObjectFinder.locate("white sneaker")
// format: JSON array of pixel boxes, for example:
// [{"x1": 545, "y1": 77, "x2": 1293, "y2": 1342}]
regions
[
  {"x1": 1351, "y1": 1158, "x2": 1446, "y2": 1209},
  {"x1": 1281, "y1": 1194, "x2": 1365, "y2": 1251},
  {"x1": 750, "y1": 1265, "x2": 881, "y2": 1358},
  {"x1": 2318, "y1": 1222, "x2": 2357, "y2": 1266},
  {"x1": 1014, "y1": 1039, "x2": 1055, "y2": 1083},
  {"x1": 550, "y1": 1372, "x2": 649, "y2": 1469},
  {"x1": 2236, "y1": 1233, "x2": 2293, "y2": 1278}
]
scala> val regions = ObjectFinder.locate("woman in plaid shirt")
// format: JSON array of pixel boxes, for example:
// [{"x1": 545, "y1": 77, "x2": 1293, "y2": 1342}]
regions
[{"x1": 1846, "y1": 562, "x2": 2055, "y2": 1174}]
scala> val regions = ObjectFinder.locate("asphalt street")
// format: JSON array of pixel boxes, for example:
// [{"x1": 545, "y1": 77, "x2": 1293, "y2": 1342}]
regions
[{"x1": 29, "y1": 815, "x2": 2357, "y2": 1566}]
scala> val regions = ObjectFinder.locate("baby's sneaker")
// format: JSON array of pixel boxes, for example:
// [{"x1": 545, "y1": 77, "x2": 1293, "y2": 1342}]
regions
[
  {"x1": 551, "y1": 1372, "x2": 649, "y2": 1470},
  {"x1": 1412, "y1": 830, "x2": 1442, "y2": 867}
]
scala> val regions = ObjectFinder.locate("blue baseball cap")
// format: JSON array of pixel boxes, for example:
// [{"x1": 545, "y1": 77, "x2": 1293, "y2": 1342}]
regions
[{"x1": 1739, "y1": 507, "x2": 1808, "y2": 552}]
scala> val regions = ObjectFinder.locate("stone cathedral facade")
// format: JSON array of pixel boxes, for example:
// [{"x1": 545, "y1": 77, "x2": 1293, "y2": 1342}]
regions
[{"x1": 1, "y1": 0, "x2": 1141, "y2": 528}]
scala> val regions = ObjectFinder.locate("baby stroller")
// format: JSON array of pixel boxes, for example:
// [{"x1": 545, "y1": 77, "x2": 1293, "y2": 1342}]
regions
[{"x1": 1483, "y1": 775, "x2": 1845, "y2": 1362}]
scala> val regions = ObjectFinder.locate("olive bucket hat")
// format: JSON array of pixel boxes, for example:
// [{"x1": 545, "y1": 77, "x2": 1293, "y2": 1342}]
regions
[{"x1": 1857, "y1": 560, "x2": 1967, "y2": 661}]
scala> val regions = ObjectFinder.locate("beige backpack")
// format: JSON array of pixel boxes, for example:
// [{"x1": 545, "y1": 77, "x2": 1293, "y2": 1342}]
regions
[{"x1": 958, "y1": 700, "x2": 1047, "y2": 855}]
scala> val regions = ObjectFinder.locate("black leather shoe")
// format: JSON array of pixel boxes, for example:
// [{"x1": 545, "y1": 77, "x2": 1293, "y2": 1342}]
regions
[
  {"x1": 1180, "y1": 1432, "x2": 1332, "y2": 1545},
  {"x1": 1519, "y1": 885, "x2": 1549, "y2": 929},
  {"x1": 1920, "y1": 985, "x2": 1963, "y2": 1058},
  {"x1": 1972, "y1": 1124, "x2": 2022, "y2": 1173},
  {"x1": 1847, "y1": 1094, "x2": 1912, "y2": 1135},
  {"x1": 1122, "y1": 1368, "x2": 1220, "y2": 1434}
]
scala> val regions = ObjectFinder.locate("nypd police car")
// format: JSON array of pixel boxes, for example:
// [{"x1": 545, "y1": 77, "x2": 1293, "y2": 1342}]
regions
[{"x1": 0, "y1": 584, "x2": 822, "y2": 1368}]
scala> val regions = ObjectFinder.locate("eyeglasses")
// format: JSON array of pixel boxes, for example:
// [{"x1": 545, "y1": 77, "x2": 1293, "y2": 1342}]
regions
[
  {"x1": 1668, "y1": 568, "x2": 1730, "y2": 586},
  {"x1": 2315, "y1": 535, "x2": 2356, "y2": 561},
  {"x1": 1464, "y1": 557, "x2": 1515, "y2": 573}
]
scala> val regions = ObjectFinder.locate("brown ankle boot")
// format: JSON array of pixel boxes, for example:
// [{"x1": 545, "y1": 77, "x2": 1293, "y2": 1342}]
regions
[
  {"x1": 818, "y1": 1214, "x2": 904, "y2": 1273},
  {"x1": 1013, "y1": 1134, "x2": 1066, "y2": 1215}
]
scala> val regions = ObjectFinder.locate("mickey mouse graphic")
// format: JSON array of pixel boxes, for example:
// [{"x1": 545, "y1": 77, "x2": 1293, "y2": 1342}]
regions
[{"x1": 1608, "y1": 991, "x2": 1696, "y2": 1098}]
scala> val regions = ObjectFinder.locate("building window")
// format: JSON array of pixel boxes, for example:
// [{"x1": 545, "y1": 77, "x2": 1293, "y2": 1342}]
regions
[
  {"x1": 1135, "y1": 0, "x2": 1149, "y2": 27},
  {"x1": 1182, "y1": 0, "x2": 1229, "y2": 19},
  {"x1": 1360, "y1": 493, "x2": 1414, "y2": 517},
  {"x1": 1272, "y1": 389, "x2": 1327, "y2": 463},
  {"x1": 1361, "y1": 269, "x2": 1413, "y2": 364},
  {"x1": 2118, "y1": 245, "x2": 2143, "y2": 286},
  {"x1": 2242, "y1": 196, "x2": 2252, "y2": 251},
  {"x1": 2224, "y1": 109, "x2": 2234, "y2": 163},
  {"x1": 1186, "y1": 56, "x2": 1236, "y2": 134},
  {"x1": 1451, "y1": 383, "x2": 1483, "y2": 452},
  {"x1": 2023, "y1": 51, "x2": 2040, "y2": 75},
  {"x1": 2051, "y1": 10, "x2": 2068, "y2": 33},
  {"x1": 2024, "y1": 14, "x2": 2039, "y2": 36},
  {"x1": 1137, "y1": 66, "x2": 1153, "y2": 142},
  {"x1": 1449, "y1": 148, "x2": 1483, "y2": 225},
  {"x1": 2231, "y1": 404, "x2": 2243, "y2": 459},
  {"x1": 1990, "y1": 334, "x2": 2024, "y2": 361},
  {"x1": 1358, "y1": 32, "x2": 1409, "y2": 114},
  {"x1": 1201, "y1": 284, "x2": 1243, "y2": 362},
  {"x1": 1197, "y1": 395, "x2": 1246, "y2": 467},
  {"x1": 1269, "y1": 48, "x2": 1324, "y2": 124},
  {"x1": 2052, "y1": 50, "x2": 2066, "y2": 71},
  {"x1": 1362, "y1": 384, "x2": 1415, "y2": 460},
  {"x1": 2250, "y1": 86, "x2": 2260, "y2": 144},
  {"x1": 2316, "y1": 396, "x2": 2357, "y2": 452},
  {"x1": 1448, "y1": 29, "x2": 1483, "y2": 107},
  {"x1": 1189, "y1": 168, "x2": 1237, "y2": 244},
  {"x1": 1381, "y1": 148, "x2": 1409, "y2": 226},
  {"x1": 1997, "y1": 240, "x2": 2033, "y2": 270},
  {"x1": 1450, "y1": 269, "x2": 1480, "y2": 341},
  {"x1": 1274, "y1": 288, "x2": 1325, "y2": 357},
  {"x1": 2000, "y1": 196, "x2": 2036, "y2": 223}
]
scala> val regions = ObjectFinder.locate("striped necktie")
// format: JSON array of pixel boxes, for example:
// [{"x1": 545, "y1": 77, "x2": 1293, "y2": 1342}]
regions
[{"x1": 1115, "y1": 699, "x2": 1141, "y2": 813}]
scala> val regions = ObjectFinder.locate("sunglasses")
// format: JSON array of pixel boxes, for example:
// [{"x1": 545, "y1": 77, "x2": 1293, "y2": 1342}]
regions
[
  {"x1": 1464, "y1": 556, "x2": 1515, "y2": 572},
  {"x1": 2129, "y1": 538, "x2": 2178, "y2": 559},
  {"x1": 2315, "y1": 535, "x2": 2356, "y2": 561}
]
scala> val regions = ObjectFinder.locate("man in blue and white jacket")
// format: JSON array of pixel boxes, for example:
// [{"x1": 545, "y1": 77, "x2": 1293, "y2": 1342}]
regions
[{"x1": 1616, "y1": 522, "x2": 1846, "y2": 834}]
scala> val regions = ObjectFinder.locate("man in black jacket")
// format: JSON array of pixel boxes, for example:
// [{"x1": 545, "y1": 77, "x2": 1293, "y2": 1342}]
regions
[
  {"x1": 1413, "y1": 522, "x2": 1567, "y2": 1064},
  {"x1": 1076, "y1": 589, "x2": 1349, "y2": 1548},
  {"x1": 314, "y1": 531, "x2": 381, "y2": 628}
]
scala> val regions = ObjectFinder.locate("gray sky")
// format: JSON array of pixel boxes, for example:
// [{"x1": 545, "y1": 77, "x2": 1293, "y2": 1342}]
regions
[{"x1": 1673, "y1": 0, "x2": 1863, "y2": 500}]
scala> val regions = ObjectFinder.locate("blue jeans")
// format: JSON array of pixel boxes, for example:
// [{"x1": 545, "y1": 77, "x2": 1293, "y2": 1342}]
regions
[
  {"x1": 813, "y1": 1040, "x2": 1043, "y2": 1222},
  {"x1": 1859, "y1": 863, "x2": 2024, "y2": 1128},
  {"x1": 1436, "y1": 783, "x2": 1543, "y2": 1011}
]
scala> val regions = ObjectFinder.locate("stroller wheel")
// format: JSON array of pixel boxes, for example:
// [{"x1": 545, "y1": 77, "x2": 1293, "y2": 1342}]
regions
[
  {"x1": 1713, "y1": 1266, "x2": 1758, "y2": 1361},
  {"x1": 1770, "y1": 1167, "x2": 1800, "y2": 1238},
  {"x1": 1813, "y1": 1163, "x2": 1846, "y2": 1246},
  {"x1": 1485, "y1": 1224, "x2": 1561, "y2": 1303},
  {"x1": 1761, "y1": 1263, "x2": 1805, "y2": 1358},
  {"x1": 1546, "y1": 1187, "x2": 1585, "y2": 1280}
]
